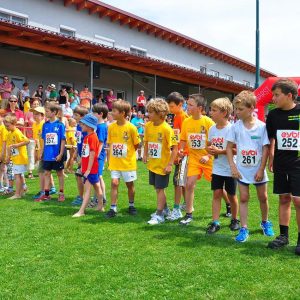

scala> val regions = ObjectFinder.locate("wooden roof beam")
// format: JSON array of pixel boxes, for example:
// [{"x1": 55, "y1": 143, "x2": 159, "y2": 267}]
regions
[
  {"x1": 110, "y1": 13, "x2": 121, "y2": 22},
  {"x1": 169, "y1": 35, "x2": 178, "y2": 43},
  {"x1": 77, "y1": 1, "x2": 87, "y2": 11},
  {"x1": 99, "y1": 9, "x2": 113, "y2": 18},
  {"x1": 138, "y1": 24, "x2": 150, "y2": 32},
  {"x1": 155, "y1": 30, "x2": 165, "y2": 38},
  {"x1": 129, "y1": 20, "x2": 141, "y2": 29},
  {"x1": 119, "y1": 17, "x2": 131, "y2": 26},
  {"x1": 89, "y1": 5, "x2": 99, "y2": 14},
  {"x1": 147, "y1": 27, "x2": 156, "y2": 35},
  {"x1": 64, "y1": 0, "x2": 75, "y2": 7}
]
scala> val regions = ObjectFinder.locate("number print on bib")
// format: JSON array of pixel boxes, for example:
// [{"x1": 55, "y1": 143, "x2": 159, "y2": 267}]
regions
[
  {"x1": 11, "y1": 147, "x2": 19, "y2": 156},
  {"x1": 76, "y1": 131, "x2": 82, "y2": 144},
  {"x1": 239, "y1": 149, "x2": 259, "y2": 167},
  {"x1": 148, "y1": 142, "x2": 162, "y2": 159},
  {"x1": 45, "y1": 133, "x2": 58, "y2": 145},
  {"x1": 188, "y1": 133, "x2": 206, "y2": 149},
  {"x1": 112, "y1": 143, "x2": 127, "y2": 158},
  {"x1": 211, "y1": 136, "x2": 226, "y2": 149},
  {"x1": 81, "y1": 143, "x2": 89, "y2": 158},
  {"x1": 277, "y1": 130, "x2": 300, "y2": 151}
]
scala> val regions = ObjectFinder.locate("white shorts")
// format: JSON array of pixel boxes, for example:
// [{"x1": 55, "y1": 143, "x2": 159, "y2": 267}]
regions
[
  {"x1": 13, "y1": 164, "x2": 27, "y2": 175},
  {"x1": 111, "y1": 170, "x2": 137, "y2": 182}
]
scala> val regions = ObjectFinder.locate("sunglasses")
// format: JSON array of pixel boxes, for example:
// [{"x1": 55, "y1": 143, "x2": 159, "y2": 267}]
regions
[
  {"x1": 4, "y1": 78, "x2": 8, "y2": 81},
  {"x1": 9, "y1": 100, "x2": 17, "y2": 103}
]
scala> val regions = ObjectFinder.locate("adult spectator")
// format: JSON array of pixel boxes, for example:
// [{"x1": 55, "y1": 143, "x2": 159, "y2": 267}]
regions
[
  {"x1": 79, "y1": 85, "x2": 93, "y2": 108},
  {"x1": 49, "y1": 84, "x2": 58, "y2": 102},
  {"x1": 32, "y1": 84, "x2": 44, "y2": 103},
  {"x1": 105, "y1": 89, "x2": 116, "y2": 111},
  {"x1": 0, "y1": 75, "x2": 12, "y2": 109},
  {"x1": 136, "y1": 90, "x2": 146, "y2": 113},
  {"x1": 11, "y1": 81, "x2": 19, "y2": 98},
  {"x1": 6, "y1": 95, "x2": 24, "y2": 126},
  {"x1": 92, "y1": 91, "x2": 104, "y2": 105},
  {"x1": 58, "y1": 86, "x2": 69, "y2": 106},
  {"x1": 70, "y1": 89, "x2": 80, "y2": 110},
  {"x1": 131, "y1": 110, "x2": 144, "y2": 160},
  {"x1": 18, "y1": 82, "x2": 30, "y2": 110},
  {"x1": 44, "y1": 84, "x2": 51, "y2": 101}
]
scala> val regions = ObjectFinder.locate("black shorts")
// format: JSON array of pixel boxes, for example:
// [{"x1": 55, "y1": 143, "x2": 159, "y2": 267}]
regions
[
  {"x1": 43, "y1": 160, "x2": 64, "y2": 171},
  {"x1": 273, "y1": 171, "x2": 300, "y2": 197},
  {"x1": 211, "y1": 174, "x2": 237, "y2": 196},
  {"x1": 149, "y1": 171, "x2": 169, "y2": 189}
]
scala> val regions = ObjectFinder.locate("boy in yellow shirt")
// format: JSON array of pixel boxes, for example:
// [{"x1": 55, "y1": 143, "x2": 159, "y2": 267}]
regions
[
  {"x1": 4, "y1": 113, "x2": 29, "y2": 199},
  {"x1": 179, "y1": 94, "x2": 215, "y2": 225},
  {"x1": 106, "y1": 100, "x2": 141, "y2": 218},
  {"x1": 0, "y1": 109, "x2": 8, "y2": 192},
  {"x1": 144, "y1": 99, "x2": 178, "y2": 225}
]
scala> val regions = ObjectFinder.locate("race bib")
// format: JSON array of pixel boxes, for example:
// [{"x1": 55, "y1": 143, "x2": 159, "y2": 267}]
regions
[
  {"x1": 210, "y1": 136, "x2": 226, "y2": 149},
  {"x1": 46, "y1": 133, "x2": 58, "y2": 145},
  {"x1": 81, "y1": 143, "x2": 89, "y2": 158},
  {"x1": 148, "y1": 142, "x2": 162, "y2": 159},
  {"x1": 11, "y1": 147, "x2": 19, "y2": 156},
  {"x1": 112, "y1": 143, "x2": 127, "y2": 158},
  {"x1": 239, "y1": 149, "x2": 259, "y2": 167},
  {"x1": 173, "y1": 129, "x2": 180, "y2": 143},
  {"x1": 76, "y1": 131, "x2": 82, "y2": 144},
  {"x1": 277, "y1": 130, "x2": 300, "y2": 151},
  {"x1": 188, "y1": 133, "x2": 206, "y2": 149}
]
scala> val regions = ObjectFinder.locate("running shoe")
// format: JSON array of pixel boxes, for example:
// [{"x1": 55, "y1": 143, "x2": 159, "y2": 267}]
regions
[
  {"x1": 147, "y1": 214, "x2": 164, "y2": 225},
  {"x1": 235, "y1": 227, "x2": 249, "y2": 242},
  {"x1": 267, "y1": 235, "x2": 289, "y2": 249},
  {"x1": 261, "y1": 221, "x2": 275, "y2": 236},
  {"x1": 166, "y1": 208, "x2": 183, "y2": 221},
  {"x1": 179, "y1": 214, "x2": 193, "y2": 225},
  {"x1": 206, "y1": 222, "x2": 221, "y2": 234}
]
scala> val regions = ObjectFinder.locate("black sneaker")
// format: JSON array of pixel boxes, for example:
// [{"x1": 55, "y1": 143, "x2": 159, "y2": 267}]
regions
[
  {"x1": 295, "y1": 244, "x2": 300, "y2": 256},
  {"x1": 179, "y1": 214, "x2": 193, "y2": 225},
  {"x1": 103, "y1": 198, "x2": 107, "y2": 207},
  {"x1": 128, "y1": 206, "x2": 137, "y2": 215},
  {"x1": 229, "y1": 219, "x2": 240, "y2": 231},
  {"x1": 105, "y1": 209, "x2": 117, "y2": 218},
  {"x1": 206, "y1": 222, "x2": 220, "y2": 234},
  {"x1": 267, "y1": 235, "x2": 289, "y2": 249}
]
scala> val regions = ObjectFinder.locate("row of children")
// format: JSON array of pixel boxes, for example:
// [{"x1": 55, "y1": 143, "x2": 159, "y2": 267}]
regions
[{"x1": 0, "y1": 78, "x2": 299, "y2": 255}]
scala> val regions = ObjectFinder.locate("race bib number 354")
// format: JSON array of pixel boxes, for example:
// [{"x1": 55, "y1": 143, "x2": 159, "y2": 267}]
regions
[
  {"x1": 112, "y1": 143, "x2": 127, "y2": 158},
  {"x1": 188, "y1": 133, "x2": 206, "y2": 149},
  {"x1": 46, "y1": 133, "x2": 58, "y2": 145},
  {"x1": 277, "y1": 130, "x2": 300, "y2": 151}
]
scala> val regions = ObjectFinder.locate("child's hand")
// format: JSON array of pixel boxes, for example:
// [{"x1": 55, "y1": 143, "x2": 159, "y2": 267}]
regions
[
  {"x1": 200, "y1": 155, "x2": 209, "y2": 164},
  {"x1": 164, "y1": 164, "x2": 172, "y2": 174},
  {"x1": 254, "y1": 169, "x2": 264, "y2": 182},
  {"x1": 142, "y1": 155, "x2": 148, "y2": 164},
  {"x1": 230, "y1": 164, "x2": 242, "y2": 179},
  {"x1": 55, "y1": 154, "x2": 63, "y2": 161}
]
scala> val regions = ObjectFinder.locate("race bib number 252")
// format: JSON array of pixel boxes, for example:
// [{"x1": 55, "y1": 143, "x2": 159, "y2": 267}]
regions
[{"x1": 277, "y1": 130, "x2": 300, "y2": 151}]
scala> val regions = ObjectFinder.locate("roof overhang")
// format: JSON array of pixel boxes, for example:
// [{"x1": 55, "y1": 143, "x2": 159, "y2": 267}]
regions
[{"x1": 0, "y1": 20, "x2": 254, "y2": 94}]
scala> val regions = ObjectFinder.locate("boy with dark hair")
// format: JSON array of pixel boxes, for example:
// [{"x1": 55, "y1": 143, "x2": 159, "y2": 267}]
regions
[
  {"x1": 36, "y1": 104, "x2": 66, "y2": 202},
  {"x1": 266, "y1": 78, "x2": 300, "y2": 255}
]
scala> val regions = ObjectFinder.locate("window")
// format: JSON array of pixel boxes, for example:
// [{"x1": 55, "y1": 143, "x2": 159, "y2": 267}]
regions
[
  {"x1": 117, "y1": 91, "x2": 125, "y2": 99},
  {"x1": 0, "y1": 9, "x2": 27, "y2": 24},
  {"x1": 200, "y1": 66, "x2": 207, "y2": 74},
  {"x1": 60, "y1": 25, "x2": 76, "y2": 37},
  {"x1": 95, "y1": 35, "x2": 115, "y2": 47},
  {"x1": 130, "y1": 46, "x2": 147, "y2": 57},
  {"x1": 225, "y1": 74, "x2": 233, "y2": 81},
  {"x1": 210, "y1": 70, "x2": 219, "y2": 77},
  {"x1": 243, "y1": 80, "x2": 250, "y2": 87}
]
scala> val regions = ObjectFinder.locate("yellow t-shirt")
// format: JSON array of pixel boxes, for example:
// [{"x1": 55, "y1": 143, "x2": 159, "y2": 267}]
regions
[
  {"x1": 107, "y1": 121, "x2": 140, "y2": 171},
  {"x1": 6, "y1": 128, "x2": 29, "y2": 165},
  {"x1": 24, "y1": 101, "x2": 30, "y2": 113},
  {"x1": 32, "y1": 120, "x2": 45, "y2": 156},
  {"x1": 66, "y1": 126, "x2": 77, "y2": 147},
  {"x1": 144, "y1": 121, "x2": 177, "y2": 175},
  {"x1": 180, "y1": 116, "x2": 215, "y2": 167},
  {"x1": 0, "y1": 124, "x2": 8, "y2": 160}
]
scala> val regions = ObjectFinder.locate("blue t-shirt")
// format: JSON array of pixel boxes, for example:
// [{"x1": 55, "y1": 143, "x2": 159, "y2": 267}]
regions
[
  {"x1": 96, "y1": 122, "x2": 108, "y2": 161},
  {"x1": 42, "y1": 120, "x2": 66, "y2": 161},
  {"x1": 76, "y1": 124, "x2": 87, "y2": 157},
  {"x1": 131, "y1": 117, "x2": 144, "y2": 134}
]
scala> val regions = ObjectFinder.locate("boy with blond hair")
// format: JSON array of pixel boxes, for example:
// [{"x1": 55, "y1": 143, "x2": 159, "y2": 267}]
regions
[
  {"x1": 144, "y1": 99, "x2": 178, "y2": 225},
  {"x1": 4, "y1": 113, "x2": 29, "y2": 199},
  {"x1": 106, "y1": 100, "x2": 140, "y2": 218},
  {"x1": 0, "y1": 109, "x2": 8, "y2": 193},
  {"x1": 206, "y1": 97, "x2": 239, "y2": 234},
  {"x1": 179, "y1": 94, "x2": 215, "y2": 225},
  {"x1": 226, "y1": 91, "x2": 274, "y2": 242}
]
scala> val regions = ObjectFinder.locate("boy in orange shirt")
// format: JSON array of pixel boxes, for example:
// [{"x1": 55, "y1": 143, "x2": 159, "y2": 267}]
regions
[
  {"x1": 165, "y1": 92, "x2": 189, "y2": 220},
  {"x1": 179, "y1": 94, "x2": 215, "y2": 225}
]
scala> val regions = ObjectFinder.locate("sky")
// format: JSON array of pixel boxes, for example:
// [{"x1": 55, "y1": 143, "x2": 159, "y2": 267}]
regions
[{"x1": 102, "y1": 0, "x2": 300, "y2": 77}]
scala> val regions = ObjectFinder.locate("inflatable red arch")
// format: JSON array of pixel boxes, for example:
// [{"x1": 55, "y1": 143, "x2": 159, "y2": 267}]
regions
[{"x1": 254, "y1": 77, "x2": 300, "y2": 122}]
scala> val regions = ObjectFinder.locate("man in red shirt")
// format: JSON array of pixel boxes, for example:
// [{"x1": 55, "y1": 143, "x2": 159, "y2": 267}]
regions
[{"x1": 136, "y1": 90, "x2": 146, "y2": 114}]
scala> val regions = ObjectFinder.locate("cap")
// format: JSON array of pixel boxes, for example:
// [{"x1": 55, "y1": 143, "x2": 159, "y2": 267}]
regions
[
  {"x1": 79, "y1": 113, "x2": 98, "y2": 130},
  {"x1": 50, "y1": 84, "x2": 56, "y2": 89},
  {"x1": 30, "y1": 106, "x2": 45, "y2": 115}
]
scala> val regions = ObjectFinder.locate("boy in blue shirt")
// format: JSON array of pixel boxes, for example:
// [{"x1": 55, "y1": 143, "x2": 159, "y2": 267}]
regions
[{"x1": 36, "y1": 104, "x2": 66, "y2": 202}]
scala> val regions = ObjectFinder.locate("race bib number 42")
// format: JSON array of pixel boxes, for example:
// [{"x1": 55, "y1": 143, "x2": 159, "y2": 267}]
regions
[
  {"x1": 112, "y1": 143, "x2": 127, "y2": 158},
  {"x1": 277, "y1": 130, "x2": 300, "y2": 151},
  {"x1": 239, "y1": 149, "x2": 259, "y2": 167},
  {"x1": 46, "y1": 133, "x2": 58, "y2": 145},
  {"x1": 188, "y1": 133, "x2": 206, "y2": 149},
  {"x1": 148, "y1": 142, "x2": 162, "y2": 159}
]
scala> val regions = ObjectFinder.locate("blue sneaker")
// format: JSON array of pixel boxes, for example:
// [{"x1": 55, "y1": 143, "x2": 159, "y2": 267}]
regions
[
  {"x1": 236, "y1": 227, "x2": 249, "y2": 242},
  {"x1": 261, "y1": 221, "x2": 274, "y2": 236},
  {"x1": 71, "y1": 196, "x2": 83, "y2": 206},
  {"x1": 33, "y1": 191, "x2": 44, "y2": 199},
  {"x1": 49, "y1": 187, "x2": 57, "y2": 195}
]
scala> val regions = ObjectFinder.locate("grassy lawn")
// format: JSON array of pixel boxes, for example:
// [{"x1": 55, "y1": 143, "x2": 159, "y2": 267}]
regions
[{"x1": 0, "y1": 162, "x2": 299, "y2": 299}]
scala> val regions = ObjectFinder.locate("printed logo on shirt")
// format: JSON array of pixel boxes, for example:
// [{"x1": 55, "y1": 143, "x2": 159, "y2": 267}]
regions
[
  {"x1": 123, "y1": 131, "x2": 129, "y2": 142},
  {"x1": 157, "y1": 133, "x2": 163, "y2": 143},
  {"x1": 173, "y1": 129, "x2": 180, "y2": 142}
]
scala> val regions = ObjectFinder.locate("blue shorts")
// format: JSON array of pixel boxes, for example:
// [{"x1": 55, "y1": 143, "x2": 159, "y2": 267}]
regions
[
  {"x1": 98, "y1": 159, "x2": 105, "y2": 176},
  {"x1": 85, "y1": 173, "x2": 99, "y2": 185}
]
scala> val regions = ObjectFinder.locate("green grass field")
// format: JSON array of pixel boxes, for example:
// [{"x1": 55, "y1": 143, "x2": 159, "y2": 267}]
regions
[{"x1": 0, "y1": 162, "x2": 299, "y2": 299}]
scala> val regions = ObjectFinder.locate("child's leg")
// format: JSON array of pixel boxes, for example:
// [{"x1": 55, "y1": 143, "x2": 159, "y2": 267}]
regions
[
  {"x1": 76, "y1": 175, "x2": 84, "y2": 198},
  {"x1": 110, "y1": 178, "x2": 120, "y2": 206},
  {"x1": 185, "y1": 175, "x2": 198, "y2": 214},
  {"x1": 39, "y1": 172, "x2": 45, "y2": 191},
  {"x1": 56, "y1": 170, "x2": 64, "y2": 193},
  {"x1": 76, "y1": 181, "x2": 92, "y2": 215},
  {"x1": 125, "y1": 181, "x2": 135, "y2": 203},
  {"x1": 256, "y1": 183, "x2": 268, "y2": 222},
  {"x1": 156, "y1": 188, "x2": 167, "y2": 213},
  {"x1": 99, "y1": 175, "x2": 106, "y2": 201},
  {"x1": 68, "y1": 148, "x2": 75, "y2": 172},
  {"x1": 293, "y1": 196, "x2": 300, "y2": 233},
  {"x1": 44, "y1": 170, "x2": 51, "y2": 190},
  {"x1": 228, "y1": 194, "x2": 239, "y2": 220},
  {"x1": 212, "y1": 189, "x2": 223, "y2": 221},
  {"x1": 279, "y1": 194, "x2": 292, "y2": 226},
  {"x1": 15, "y1": 174, "x2": 23, "y2": 197},
  {"x1": 238, "y1": 183, "x2": 250, "y2": 228},
  {"x1": 94, "y1": 182, "x2": 103, "y2": 211},
  {"x1": 50, "y1": 174, "x2": 55, "y2": 189},
  {"x1": 222, "y1": 190, "x2": 230, "y2": 205}
]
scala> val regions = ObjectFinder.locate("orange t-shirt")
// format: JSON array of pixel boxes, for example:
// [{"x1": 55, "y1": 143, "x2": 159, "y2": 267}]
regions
[
  {"x1": 173, "y1": 110, "x2": 189, "y2": 158},
  {"x1": 79, "y1": 91, "x2": 92, "y2": 108}
]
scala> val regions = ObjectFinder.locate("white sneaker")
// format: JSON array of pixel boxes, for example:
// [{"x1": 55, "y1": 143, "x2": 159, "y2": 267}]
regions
[
  {"x1": 166, "y1": 208, "x2": 183, "y2": 221},
  {"x1": 179, "y1": 215, "x2": 193, "y2": 225},
  {"x1": 147, "y1": 214, "x2": 165, "y2": 225},
  {"x1": 151, "y1": 207, "x2": 171, "y2": 218},
  {"x1": 180, "y1": 203, "x2": 194, "y2": 212}
]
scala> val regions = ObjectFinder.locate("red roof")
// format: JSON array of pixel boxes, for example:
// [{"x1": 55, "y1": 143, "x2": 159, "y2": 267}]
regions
[{"x1": 55, "y1": 0, "x2": 275, "y2": 78}]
